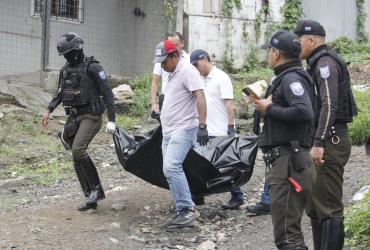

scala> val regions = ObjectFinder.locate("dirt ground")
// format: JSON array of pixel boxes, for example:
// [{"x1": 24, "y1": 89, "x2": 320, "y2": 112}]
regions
[{"x1": 0, "y1": 107, "x2": 369, "y2": 250}]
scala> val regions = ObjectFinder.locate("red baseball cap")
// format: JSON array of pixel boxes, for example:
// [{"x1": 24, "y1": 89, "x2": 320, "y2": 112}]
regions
[{"x1": 153, "y1": 40, "x2": 177, "y2": 63}]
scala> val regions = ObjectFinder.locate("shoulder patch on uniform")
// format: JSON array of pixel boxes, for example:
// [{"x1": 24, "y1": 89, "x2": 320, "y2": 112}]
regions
[
  {"x1": 319, "y1": 65, "x2": 330, "y2": 79},
  {"x1": 98, "y1": 70, "x2": 107, "y2": 80},
  {"x1": 289, "y1": 82, "x2": 305, "y2": 96}
]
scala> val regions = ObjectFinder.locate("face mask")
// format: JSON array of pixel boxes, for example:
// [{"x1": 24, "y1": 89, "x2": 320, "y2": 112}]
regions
[{"x1": 64, "y1": 50, "x2": 84, "y2": 66}]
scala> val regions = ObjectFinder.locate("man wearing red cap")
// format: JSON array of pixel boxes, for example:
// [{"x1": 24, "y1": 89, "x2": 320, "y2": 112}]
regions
[
  {"x1": 153, "y1": 40, "x2": 208, "y2": 229},
  {"x1": 151, "y1": 32, "x2": 190, "y2": 113}
]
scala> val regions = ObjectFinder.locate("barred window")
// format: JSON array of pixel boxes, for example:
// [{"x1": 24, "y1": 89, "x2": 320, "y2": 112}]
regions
[{"x1": 32, "y1": 0, "x2": 84, "y2": 22}]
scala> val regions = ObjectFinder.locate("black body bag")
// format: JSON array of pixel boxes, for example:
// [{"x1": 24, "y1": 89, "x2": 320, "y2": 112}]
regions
[{"x1": 113, "y1": 126, "x2": 258, "y2": 196}]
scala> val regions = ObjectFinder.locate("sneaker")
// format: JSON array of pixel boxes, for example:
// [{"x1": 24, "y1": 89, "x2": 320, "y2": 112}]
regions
[
  {"x1": 221, "y1": 198, "x2": 244, "y2": 210},
  {"x1": 165, "y1": 209, "x2": 200, "y2": 229},
  {"x1": 246, "y1": 202, "x2": 271, "y2": 215}
]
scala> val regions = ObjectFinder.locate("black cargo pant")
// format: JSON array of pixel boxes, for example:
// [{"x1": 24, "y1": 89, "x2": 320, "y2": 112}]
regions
[
  {"x1": 307, "y1": 132, "x2": 351, "y2": 220},
  {"x1": 68, "y1": 114, "x2": 102, "y2": 196},
  {"x1": 266, "y1": 148, "x2": 316, "y2": 249}
]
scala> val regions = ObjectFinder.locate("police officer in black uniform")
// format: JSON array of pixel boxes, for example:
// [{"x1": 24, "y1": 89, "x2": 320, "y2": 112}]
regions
[
  {"x1": 294, "y1": 20, "x2": 358, "y2": 250},
  {"x1": 253, "y1": 30, "x2": 316, "y2": 250},
  {"x1": 41, "y1": 32, "x2": 116, "y2": 211}
]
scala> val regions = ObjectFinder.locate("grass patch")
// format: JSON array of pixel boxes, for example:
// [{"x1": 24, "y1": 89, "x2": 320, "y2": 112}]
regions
[
  {"x1": 0, "y1": 111, "x2": 73, "y2": 184},
  {"x1": 349, "y1": 89, "x2": 370, "y2": 145},
  {"x1": 345, "y1": 191, "x2": 370, "y2": 249},
  {"x1": 231, "y1": 67, "x2": 273, "y2": 104},
  {"x1": 115, "y1": 115, "x2": 140, "y2": 130},
  {"x1": 127, "y1": 72, "x2": 152, "y2": 117},
  {"x1": 328, "y1": 37, "x2": 370, "y2": 64},
  {"x1": 0, "y1": 159, "x2": 72, "y2": 185}
]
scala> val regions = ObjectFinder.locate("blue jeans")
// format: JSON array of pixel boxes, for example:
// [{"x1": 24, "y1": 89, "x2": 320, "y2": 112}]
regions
[
  {"x1": 162, "y1": 127, "x2": 197, "y2": 213},
  {"x1": 231, "y1": 187, "x2": 244, "y2": 200},
  {"x1": 260, "y1": 181, "x2": 270, "y2": 205}
]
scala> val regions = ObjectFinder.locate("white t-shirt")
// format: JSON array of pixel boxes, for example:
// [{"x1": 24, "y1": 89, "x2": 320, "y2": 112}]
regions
[
  {"x1": 152, "y1": 50, "x2": 190, "y2": 95},
  {"x1": 161, "y1": 60, "x2": 204, "y2": 136},
  {"x1": 204, "y1": 67, "x2": 234, "y2": 136}
]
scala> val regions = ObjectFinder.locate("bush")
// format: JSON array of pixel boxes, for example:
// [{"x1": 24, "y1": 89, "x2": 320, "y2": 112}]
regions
[
  {"x1": 345, "y1": 191, "x2": 370, "y2": 248},
  {"x1": 328, "y1": 37, "x2": 370, "y2": 63},
  {"x1": 127, "y1": 72, "x2": 152, "y2": 117},
  {"x1": 231, "y1": 67, "x2": 273, "y2": 103},
  {"x1": 349, "y1": 89, "x2": 370, "y2": 145}
]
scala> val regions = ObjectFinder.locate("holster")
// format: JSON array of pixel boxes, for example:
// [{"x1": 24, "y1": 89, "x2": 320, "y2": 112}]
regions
[
  {"x1": 59, "y1": 118, "x2": 79, "y2": 150},
  {"x1": 290, "y1": 140, "x2": 306, "y2": 172}
]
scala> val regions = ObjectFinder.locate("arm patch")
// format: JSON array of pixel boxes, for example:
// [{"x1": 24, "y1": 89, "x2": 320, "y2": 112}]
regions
[
  {"x1": 98, "y1": 70, "x2": 107, "y2": 80},
  {"x1": 289, "y1": 82, "x2": 305, "y2": 96},
  {"x1": 319, "y1": 65, "x2": 330, "y2": 79}
]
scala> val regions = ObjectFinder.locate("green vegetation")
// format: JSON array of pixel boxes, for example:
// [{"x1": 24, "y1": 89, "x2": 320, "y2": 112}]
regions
[
  {"x1": 0, "y1": 159, "x2": 71, "y2": 185},
  {"x1": 115, "y1": 115, "x2": 140, "y2": 130},
  {"x1": 163, "y1": 0, "x2": 176, "y2": 33},
  {"x1": 349, "y1": 89, "x2": 370, "y2": 145},
  {"x1": 328, "y1": 37, "x2": 370, "y2": 63},
  {"x1": 222, "y1": 0, "x2": 241, "y2": 18},
  {"x1": 127, "y1": 72, "x2": 152, "y2": 118},
  {"x1": 0, "y1": 111, "x2": 73, "y2": 184},
  {"x1": 345, "y1": 191, "x2": 370, "y2": 248},
  {"x1": 356, "y1": 0, "x2": 368, "y2": 43},
  {"x1": 281, "y1": 0, "x2": 303, "y2": 31},
  {"x1": 231, "y1": 67, "x2": 273, "y2": 104}
]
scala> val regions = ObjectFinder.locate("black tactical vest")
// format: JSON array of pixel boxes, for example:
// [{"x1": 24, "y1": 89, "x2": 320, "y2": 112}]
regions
[
  {"x1": 60, "y1": 57, "x2": 103, "y2": 115},
  {"x1": 258, "y1": 67, "x2": 316, "y2": 149},
  {"x1": 307, "y1": 49, "x2": 358, "y2": 123}
]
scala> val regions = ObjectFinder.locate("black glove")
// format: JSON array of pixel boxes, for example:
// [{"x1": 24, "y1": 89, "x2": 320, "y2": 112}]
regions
[
  {"x1": 227, "y1": 125, "x2": 235, "y2": 137},
  {"x1": 197, "y1": 124, "x2": 209, "y2": 146},
  {"x1": 151, "y1": 111, "x2": 160, "y2": 120}
]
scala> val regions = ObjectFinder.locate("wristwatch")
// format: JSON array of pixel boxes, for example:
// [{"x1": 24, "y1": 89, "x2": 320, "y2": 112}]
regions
[{"x1": 199, "y1": 123, "x2": 207, "y2": 129}]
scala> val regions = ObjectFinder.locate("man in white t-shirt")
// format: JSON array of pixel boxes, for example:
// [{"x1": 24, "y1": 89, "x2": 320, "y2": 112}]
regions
[
  {"x1": 190, "y1": 49, "x2": 245, "y2": 210},
  {"x1": 151, "y1": 32, "x2": 190, "y2": 113}
]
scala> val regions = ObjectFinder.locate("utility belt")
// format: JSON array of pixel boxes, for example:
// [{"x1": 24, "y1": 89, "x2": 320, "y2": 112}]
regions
[
  {"x1": 263, "y1": 141, "x2": 310, "y2": 173},
  {"x1": 64, "y1": 105, "x2": 92, "y2": 117},
  {"x1": 319, "y1": 123, "x2": 348, "y2": 145}
]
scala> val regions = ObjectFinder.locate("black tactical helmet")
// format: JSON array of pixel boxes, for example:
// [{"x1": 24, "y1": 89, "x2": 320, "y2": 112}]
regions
[{"x1": 57, "y1": 32, "x2": 84, "y2": 56}]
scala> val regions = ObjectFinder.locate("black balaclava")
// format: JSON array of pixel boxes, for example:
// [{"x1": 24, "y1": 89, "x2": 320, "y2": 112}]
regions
[{"x1": 64, "y1": 49, "x2": 84, "y2": 67}]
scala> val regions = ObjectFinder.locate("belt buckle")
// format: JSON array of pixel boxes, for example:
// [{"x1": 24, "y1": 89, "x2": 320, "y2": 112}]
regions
[{"x1": 332, "y1": 135, "x2": 340, "y2": 144}]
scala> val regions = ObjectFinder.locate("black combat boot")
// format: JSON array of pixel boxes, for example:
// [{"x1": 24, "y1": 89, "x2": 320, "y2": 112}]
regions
[
  {"x1": 311, "y1": 218, "x2": 323, "y2": 250},
  {"x1": 321, "y1": 217, "x2": 344, "y2": 250},
  {"x1": 79, "y1": 156, "x2": 105, "y2": 205},
  {"x1": 74, "y1": 161, "x2": 97, "y2": 211},
  {"x1": 74, "y1": 161, "x2": 90, "y2": 196},
  {"x1": 246, "y1": 202, "x2": 271, "y2": 214},
  {"x1": 280, "y1": 244, "x2": 307, "y2": 250},
  {"x1": 86, "y1": 184, "x2": 105, "y2": 205},
  {"x1": 221, "y1": 198, "x2": 244, "y2": 210},
  {"x1": 280, "y1": 244, "x2": 297, "y2": 250}
]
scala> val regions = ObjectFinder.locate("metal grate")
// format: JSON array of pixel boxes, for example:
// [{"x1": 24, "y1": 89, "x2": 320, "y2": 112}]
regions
[{"x1": 34, "y1": 0, "x2": 83, "y2": 22}]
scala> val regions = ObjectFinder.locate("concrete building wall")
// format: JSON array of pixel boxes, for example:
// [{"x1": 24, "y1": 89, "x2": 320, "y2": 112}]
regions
[
  {"x1": 120, "y1": 0, "x2": 168, "y2": 76},
  {"x1": 0, "y1": 0, "x2": 167, "y2": 78},
  {"x1": 302, "y1": 0, "x2": 357, "y2": 41},
  {"x1": 184, "y1": 0, "x2": 285, "y2": 67},
  {"x1": 0, "y1": 0, "x2": 43, "y2": 78},
  {"x1": 48, "y1": 0, "x2": 123, "y2": 75}
]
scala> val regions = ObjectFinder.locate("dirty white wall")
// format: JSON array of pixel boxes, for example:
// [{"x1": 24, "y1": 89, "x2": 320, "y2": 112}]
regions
[{"x1": 183, "y1": 0, "x2": 285, "y2": 67}]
